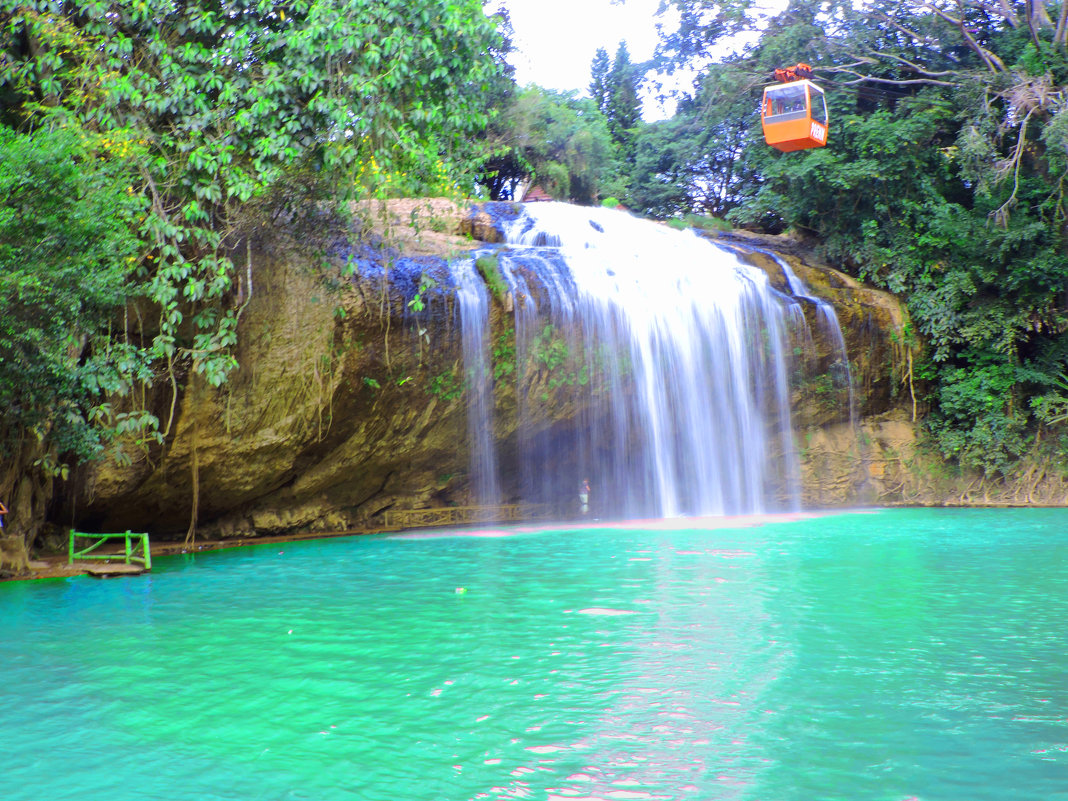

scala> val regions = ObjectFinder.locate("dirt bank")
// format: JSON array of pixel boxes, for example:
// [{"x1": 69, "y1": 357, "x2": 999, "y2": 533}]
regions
[{"x1": 2, "y1": 528, "x2": 377, "y2": 582}]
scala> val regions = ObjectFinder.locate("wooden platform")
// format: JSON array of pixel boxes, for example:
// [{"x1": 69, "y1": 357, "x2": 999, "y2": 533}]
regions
[
  {"x1": 69, "y1": 529, "x2": 151, "y2": 575},
  {"x1": 82, "y1": 562, "x2": 149, "y2": 578}
]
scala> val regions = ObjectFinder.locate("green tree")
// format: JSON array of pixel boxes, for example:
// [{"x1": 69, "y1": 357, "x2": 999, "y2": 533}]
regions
[
  {"x1": 471, "y1": 3, "x2": 532, "y2": 200},
  {"x1": 0, "y1": 0, "x2": 506, "y2": 566},
  {"x1": 479, "y1": 86, "x2": 621, "y2": 204},
  {"x1": 654, "y1": 0, "x2": 751, "y2": 70},
  {"x1": 628, "y1": 65, "x2": 758, "y2": 217},
  {"x1": 2, "y1": 0, "x2": 503, "y2": 381},
  {"x1": 646, "y1": 0, "x2": 1068, "y2": 474},
  {"x1": 0, "y1": 124, "x2": 149, "y2": 568},
  {"x1": 589, "y1": 46, "x2": 612, "y2": 112},
  {"x1": 603, "y1": 42, "x2": 644, "y2": 161}
]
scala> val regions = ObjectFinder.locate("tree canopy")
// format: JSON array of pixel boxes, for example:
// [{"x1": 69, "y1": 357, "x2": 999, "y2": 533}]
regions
[
  {"x1": 478, "y1": 85, "x2": 621, "y2": 203},
  {"x1": 0, "y1": 124, "x2": 150, "y2": 471},
  {"x1": 596, "y1": 42, "x2": 644, "y2": 162},
  {"x1": 633, "y1": 0, "x2": 1068, "y2": 475},
  {"x1": 0, "y1": 0, "x2": 508, "y2": 562},
  {"x1": 2, "y1": 0, "x2": 504, "y2": 379}
]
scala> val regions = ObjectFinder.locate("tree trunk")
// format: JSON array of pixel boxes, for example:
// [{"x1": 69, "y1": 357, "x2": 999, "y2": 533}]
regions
[
  {"x1": 1055, "y1": 0, "x2": 1068, "y2": 45},
  {"x1": 0, "y1": 438, "x2": 54, "y2": 575}
]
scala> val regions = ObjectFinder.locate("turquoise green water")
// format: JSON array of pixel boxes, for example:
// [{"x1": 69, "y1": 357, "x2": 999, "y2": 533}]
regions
[{"x1": 1, "y1": 508, "x2": 1066, "y2": 800}]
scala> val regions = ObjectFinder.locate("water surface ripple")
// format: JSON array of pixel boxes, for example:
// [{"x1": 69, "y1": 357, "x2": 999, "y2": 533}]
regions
[{"x1": 2, "y1": 508, "x2": 1065, "y2": 800}]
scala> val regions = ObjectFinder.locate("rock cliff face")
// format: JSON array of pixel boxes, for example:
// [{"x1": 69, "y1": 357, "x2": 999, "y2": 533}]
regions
[
  {"x1": 65, "y1": 200, "x2": 1026, "y2": 544},
  {"x1": 718, "y1": 231, "x2": 1068, "y2": 508},
  {"x1": 74, "y1": 201, "x2": 481, "y2": 539},
  {"x1": 713, "y1": 235, "x2": 916, "y2": 506}
]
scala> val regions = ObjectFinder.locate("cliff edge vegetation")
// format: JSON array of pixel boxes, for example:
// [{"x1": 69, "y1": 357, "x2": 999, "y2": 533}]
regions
[{"x1": 0, "y1": 0, "x2": 510, "y2": 571}]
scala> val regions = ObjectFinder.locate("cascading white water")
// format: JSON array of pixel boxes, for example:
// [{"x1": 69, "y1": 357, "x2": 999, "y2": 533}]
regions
[
  {"x1": 458, "y1": 201, "x2": 804, "y2": 519},
  {"x1": 760, "y1": 255, "x2": 858, "y2": 433},
  {"x1": 452, "y1": 256, "x2": 501, "y2": 508},
  {"x1": 773, "y1": 253, "x2": 857, "y2": 428}
]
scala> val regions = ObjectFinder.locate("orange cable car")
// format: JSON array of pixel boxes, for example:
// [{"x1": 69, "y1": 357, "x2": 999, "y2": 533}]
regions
[{"x1": 761, "y1": 63, "x2": 829, "y2": 152}]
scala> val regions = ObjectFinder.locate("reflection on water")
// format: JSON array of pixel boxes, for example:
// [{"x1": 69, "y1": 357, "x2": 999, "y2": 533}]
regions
[{"x1": 1, "y1": 508, "x2": 1066, "y2": 801}]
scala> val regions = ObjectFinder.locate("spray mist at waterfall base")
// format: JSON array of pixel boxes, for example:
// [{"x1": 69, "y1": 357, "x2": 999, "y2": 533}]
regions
[{"x1": 389, "y1": 509, "x2": 844, "y2": 540}]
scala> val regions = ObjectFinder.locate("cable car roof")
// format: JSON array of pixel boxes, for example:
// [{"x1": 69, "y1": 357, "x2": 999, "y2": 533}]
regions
[{"x1": 763, "y1": 79, "x2": 825, "y2": 96}]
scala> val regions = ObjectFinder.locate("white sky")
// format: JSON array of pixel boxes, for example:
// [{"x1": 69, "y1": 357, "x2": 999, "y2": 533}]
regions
[
  {"x1": 497, "y1": 0, "x2": 683, "y2": 120},
  {"x1": 496, "y1": 0, "x2": 783, "y2": 121}
]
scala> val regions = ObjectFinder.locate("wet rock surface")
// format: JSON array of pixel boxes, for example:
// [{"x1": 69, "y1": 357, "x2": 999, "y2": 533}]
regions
[{"x1": 62, "y1": 202, "x2": 1017, "y2": 546}]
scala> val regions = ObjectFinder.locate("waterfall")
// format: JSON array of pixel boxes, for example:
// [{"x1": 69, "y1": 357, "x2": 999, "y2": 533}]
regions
[
  {"x1": 773, "y1": 253, "x2": 857, "y2": 429},
  {"x1": 452, "y1": 256, "x2": 501, "y2": 508},
  {"x1": 453, "y1": 202, "x2": 811, "y2": 519}
]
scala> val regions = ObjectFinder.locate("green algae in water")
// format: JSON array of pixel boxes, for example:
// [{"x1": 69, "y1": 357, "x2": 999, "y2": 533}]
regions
[{"x1": 1, "y1": 508, "x2": 1066, "y2": 800}]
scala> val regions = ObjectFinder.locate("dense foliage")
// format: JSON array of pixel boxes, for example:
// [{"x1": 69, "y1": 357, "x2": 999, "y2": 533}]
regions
[
  {"x1": 590, "y1": 42, "x2": 644, "y2": 162},
  {"x1": 629, "y1": 68, "x2": 755, "y2": 217},
  {"x1": 479, "y1": 86, "x2": 620, "y2": 202},
  {"x1": 2, "y1": 0, "x2": 503, "y2": 382},
  {"x1": 0, "y1": 125, "x2": 150, "y2": 471},
  {"x1": 625, "y1": 0, "x2": 1068, "y2": 475},
  {"x1": 478, "y1": 42, "x2": 638, "y2": 203},
  {"x1": 0, "y1": 0, "x2": 507, "y2": 558}
]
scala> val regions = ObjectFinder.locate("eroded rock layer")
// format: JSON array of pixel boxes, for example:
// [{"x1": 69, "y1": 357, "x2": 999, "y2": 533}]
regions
[{"x1": 68, "y1": 201, "x2": 937, "y2": 541}]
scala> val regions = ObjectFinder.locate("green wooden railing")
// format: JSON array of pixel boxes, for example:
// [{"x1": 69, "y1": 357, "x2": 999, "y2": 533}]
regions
[{"x1": 69, "y1": 529, "x2": 152, "y2": 571}]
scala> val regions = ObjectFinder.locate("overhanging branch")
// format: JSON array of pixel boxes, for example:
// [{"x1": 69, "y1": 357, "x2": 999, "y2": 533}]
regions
[{"x1": 826, "y1": 67, "x2": 958, "y2": 87}]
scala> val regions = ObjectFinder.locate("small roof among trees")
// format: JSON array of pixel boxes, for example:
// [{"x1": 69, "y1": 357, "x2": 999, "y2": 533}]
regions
[{"x1": 521, "y1": 184, "x2": 554, "y2": 202}]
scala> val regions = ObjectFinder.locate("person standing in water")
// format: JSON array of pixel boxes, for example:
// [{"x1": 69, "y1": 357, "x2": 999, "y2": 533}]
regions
[{"x1": 579, "y1": 478, "x2": 591, "y2": 517}]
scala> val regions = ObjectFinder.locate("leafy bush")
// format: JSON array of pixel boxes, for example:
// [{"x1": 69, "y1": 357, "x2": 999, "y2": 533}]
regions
[
  {"x1": 476, "y1": 254, "x2": 508, "y2": 302},
  {"x1": 683, "y1": 214, "x2": 731, "y2": 232},
  {"x1": 429, "y1": 369, "x2": 464, "y2": 402},
  {"x1": 0, "y1": 125, "x2": 148, "y2": 465},
  {"x1": 492, "y1": 330, "x2": 517, "y2": 381},
  {"x1": 927, "y1": 362, "x2": 1029, "y2": 475}
]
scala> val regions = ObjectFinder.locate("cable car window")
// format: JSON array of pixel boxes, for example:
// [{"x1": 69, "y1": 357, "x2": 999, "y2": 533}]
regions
[
  {"x1": 809, "y1": 86, "x2": 828, "y2": 125},
  {"x1": 765, "y1": 85, "x2": 808, "y2": 121}
]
